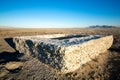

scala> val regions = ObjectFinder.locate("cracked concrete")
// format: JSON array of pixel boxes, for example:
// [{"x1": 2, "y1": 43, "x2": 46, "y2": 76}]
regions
[{"x1": 13, "y1": 34, "x2": 113, "y2": 73}]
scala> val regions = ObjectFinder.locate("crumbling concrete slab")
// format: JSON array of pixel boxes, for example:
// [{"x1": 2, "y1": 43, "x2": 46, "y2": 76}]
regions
[{"x1": 13, "y1": 34, "x2": 113, "y2": 73}]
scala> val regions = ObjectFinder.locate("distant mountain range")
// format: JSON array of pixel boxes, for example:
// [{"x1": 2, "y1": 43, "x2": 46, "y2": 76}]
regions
[{"x1": 88, "y1": 25, "x2": 117, "y2": 28}]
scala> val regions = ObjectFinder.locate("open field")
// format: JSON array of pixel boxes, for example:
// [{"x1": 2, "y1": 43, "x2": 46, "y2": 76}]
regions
[{"x1": 0, "y1": 28, "x2": 120, "y2": 80}]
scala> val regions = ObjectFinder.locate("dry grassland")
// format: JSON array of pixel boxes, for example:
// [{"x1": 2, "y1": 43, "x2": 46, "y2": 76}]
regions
[{"x1": 0, "y1": 28, "x2": 120, "y2": 80}]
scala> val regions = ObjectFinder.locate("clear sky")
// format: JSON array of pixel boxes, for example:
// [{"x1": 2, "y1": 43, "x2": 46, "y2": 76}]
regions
[{"x1": 0, "y1": 0, "x2": 120, "y2": 28}]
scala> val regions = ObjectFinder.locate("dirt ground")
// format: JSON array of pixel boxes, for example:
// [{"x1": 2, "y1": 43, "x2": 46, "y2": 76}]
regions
[{"x1": 0, "y1": 28, "x2": 120, "y2": 80}]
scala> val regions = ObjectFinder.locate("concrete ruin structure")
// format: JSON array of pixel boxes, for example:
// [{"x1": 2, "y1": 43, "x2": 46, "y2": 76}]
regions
[{"x1": 13, "y1": 34, "x2": 113, "y2": 73}]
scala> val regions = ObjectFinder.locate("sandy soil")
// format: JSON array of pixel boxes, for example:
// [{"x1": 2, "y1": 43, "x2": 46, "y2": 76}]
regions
[{"x1": 0, "y1": 28, "x2": 120, "y2": 80}]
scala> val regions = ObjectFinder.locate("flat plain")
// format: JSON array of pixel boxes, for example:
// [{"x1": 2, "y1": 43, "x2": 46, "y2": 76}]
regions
[{"x1": 0, "y1": 28, "x2": 120, "y2": 80}]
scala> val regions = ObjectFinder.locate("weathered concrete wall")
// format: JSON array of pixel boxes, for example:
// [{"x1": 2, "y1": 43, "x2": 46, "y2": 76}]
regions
[{"x1": 13, "y1": 34, "x2": 113, "y2": 73}]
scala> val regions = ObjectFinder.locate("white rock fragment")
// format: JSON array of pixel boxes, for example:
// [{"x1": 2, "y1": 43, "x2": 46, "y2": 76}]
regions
[
  {"x1": 4, "y1": 62, "x2": 23, "y2": 70},
  {"x1": 13, "y1": 34, "x2": 113, "y2": 73}
]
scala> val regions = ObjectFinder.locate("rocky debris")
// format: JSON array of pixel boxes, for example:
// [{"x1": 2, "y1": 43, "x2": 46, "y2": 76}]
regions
[
  {"x1": 13, "y1": 34, "x2": 113, "y2": 73},
  {"x1": 4, "y1": 62, "x2": 23, "y2": 71},
  {"x1": 0, "y1": 69, "x2": 9, "y2": 78}
]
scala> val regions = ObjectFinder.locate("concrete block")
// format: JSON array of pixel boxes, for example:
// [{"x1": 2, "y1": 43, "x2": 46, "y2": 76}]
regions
[{"x1": 13, "y1": 34, "x2": 113, "y2": 73}]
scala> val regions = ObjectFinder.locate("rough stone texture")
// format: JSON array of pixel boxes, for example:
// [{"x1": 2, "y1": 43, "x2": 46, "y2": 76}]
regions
[{"x1": 13, "y1": 34, "x2": 113, "y2": 73}]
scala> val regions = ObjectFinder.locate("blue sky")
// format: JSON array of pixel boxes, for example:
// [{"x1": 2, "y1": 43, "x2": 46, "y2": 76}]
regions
[{"x1": 0, "y1": 0, "x2": 120, "y2": 28}]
